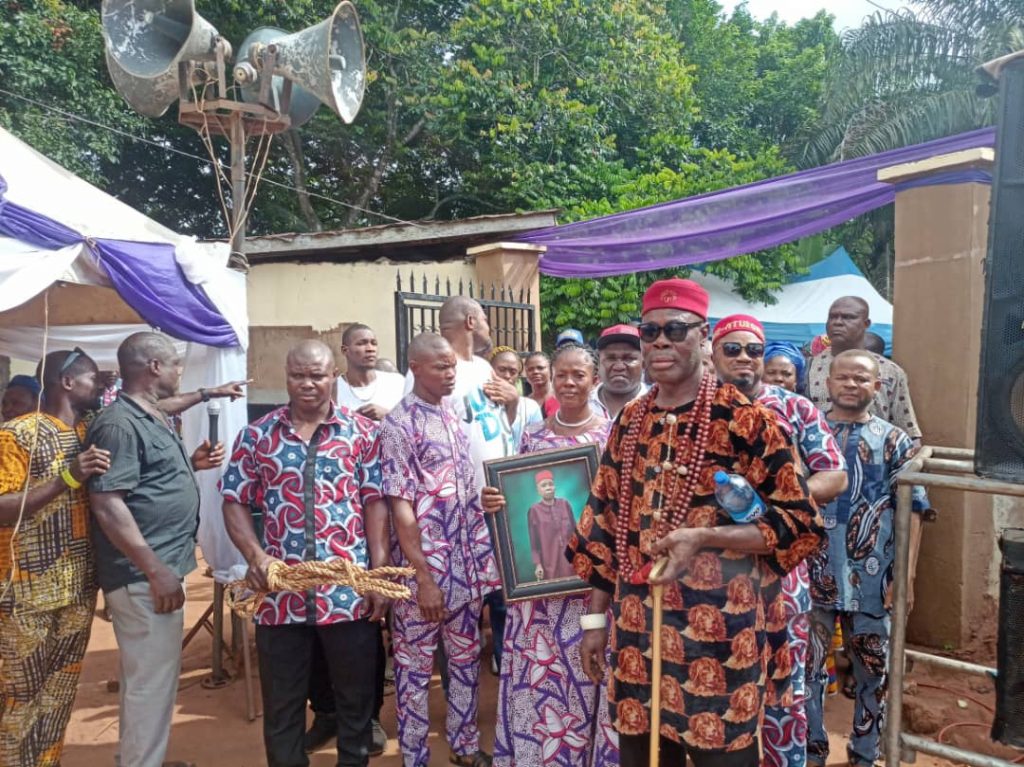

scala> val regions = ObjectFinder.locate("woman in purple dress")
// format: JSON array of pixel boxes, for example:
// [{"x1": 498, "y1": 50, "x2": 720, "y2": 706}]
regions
[{"x1": 481, "y1": 343, "x2": 617, "y2": 767}]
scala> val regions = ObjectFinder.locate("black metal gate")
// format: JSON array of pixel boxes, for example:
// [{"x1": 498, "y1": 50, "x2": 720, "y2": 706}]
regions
[{"x1": 394, "y1": 272, "x2": 536, "y2": 372}]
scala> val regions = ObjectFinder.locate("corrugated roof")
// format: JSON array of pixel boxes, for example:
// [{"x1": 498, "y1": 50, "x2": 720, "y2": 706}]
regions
[{"x1": 221, "y1": 210, "x2": 559, "y2": 262}]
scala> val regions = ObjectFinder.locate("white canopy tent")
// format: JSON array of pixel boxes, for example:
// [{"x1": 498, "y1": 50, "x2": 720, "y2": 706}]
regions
[{"x1": 0, "y1": 126, "x2": 248, "y2": 582}]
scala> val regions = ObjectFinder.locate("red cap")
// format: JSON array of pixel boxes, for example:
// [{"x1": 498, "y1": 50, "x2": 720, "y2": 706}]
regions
[
  {"x1": 535, "y1": 470, "x2": 554, "y2": 483},
  {"x1": 641, "y1": 278, "x2": 709, "y2": 319},
  {"x1": 597, "y1": 323, "x2": 641, "y2": 350},
  {"x1": 712, "y1": 314, "x2": 765, "y2": 344}
]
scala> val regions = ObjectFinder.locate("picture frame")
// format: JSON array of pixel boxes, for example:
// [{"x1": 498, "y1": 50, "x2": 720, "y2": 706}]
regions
[{"x1": 483, "y1": 443, "x2": 600, "y2": 602}]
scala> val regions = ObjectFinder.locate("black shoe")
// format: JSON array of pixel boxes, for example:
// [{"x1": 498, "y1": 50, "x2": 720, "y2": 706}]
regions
[
  {"x1": 369, "y1": 718, "x2": 387, "y2": 757},
  {"x1": 304, "y1": 715, "x2": 337, "y2": 753}
]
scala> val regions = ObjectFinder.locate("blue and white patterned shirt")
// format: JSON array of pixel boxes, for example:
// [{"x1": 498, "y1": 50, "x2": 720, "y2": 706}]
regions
[{"x1": 807, "y1": 415, "x2": 929, "y2": 616}]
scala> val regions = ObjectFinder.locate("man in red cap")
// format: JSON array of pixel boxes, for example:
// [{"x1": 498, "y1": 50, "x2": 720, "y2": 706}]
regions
[
  {"x1": 593, "y1": 323, "x2": 647, "y2": 420},
  {"x1": 568, "y1": 278, "x2": 822, "y2": 767},
  {"x1": 712, "y1": 313, "x2": 847, "y2": 767},
  {"x1": 526, "y1": 469, "x2": 576, "y2": 581}
]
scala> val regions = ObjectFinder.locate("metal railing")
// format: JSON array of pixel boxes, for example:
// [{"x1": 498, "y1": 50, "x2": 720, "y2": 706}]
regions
[
  {"x1": 393, "y1": 271, "x2": 536, "y2": 372},
  {"x1": 887, "y1": 446, "x2": 1022, "y2": 767}
]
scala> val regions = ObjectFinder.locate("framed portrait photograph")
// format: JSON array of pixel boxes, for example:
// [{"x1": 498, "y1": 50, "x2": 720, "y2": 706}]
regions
[{"x1": 483, "y1": 443, "x2": 600, "y2": 602}]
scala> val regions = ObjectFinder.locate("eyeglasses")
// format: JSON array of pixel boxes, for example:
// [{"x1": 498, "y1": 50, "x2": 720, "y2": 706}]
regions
[
  {"x1": 637, "y1": 320, "x2": 704, "y2": 343},
  {"x1": 59, "y1": 347, "x2": 86, "y2": 374},
  {"x1": 720, "y1": 342, "x2": 765, "y2": 359}
]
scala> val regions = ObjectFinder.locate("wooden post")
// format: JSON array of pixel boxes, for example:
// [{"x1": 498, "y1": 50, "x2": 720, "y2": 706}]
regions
[
  {"x1": 648, "y1": 557, "x2": 668, "y2": 767},
  {"x1": 228, "y1": 113, "x2": 249, "y2": 272}
]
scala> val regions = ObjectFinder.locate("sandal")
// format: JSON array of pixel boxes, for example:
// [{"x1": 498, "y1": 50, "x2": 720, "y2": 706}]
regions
[
  {"x1": 841, "y1": 678, "x2": 857, "y2": 700},
  {"x1": 449, "y1": 751, "x2": 493, "y2": 767}
]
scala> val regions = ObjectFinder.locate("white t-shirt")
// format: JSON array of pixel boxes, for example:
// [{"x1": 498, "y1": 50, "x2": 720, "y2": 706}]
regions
[
  {"x1": 336, "y1": 371, "x2": 406, "y2": 414},
  {"x1": 589, "y1": 382, "x2": 649, "y2": 419},
  {"x1": 405, "y1": 356, "x2": 528, "y2": 492}
]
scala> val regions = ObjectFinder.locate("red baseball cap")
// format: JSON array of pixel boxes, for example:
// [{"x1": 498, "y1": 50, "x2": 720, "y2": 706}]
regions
[
  {"x1": 641, "y1": 278, "x2": 709, "y2": 319},
  {"x1": 712, "y1": 314, "x2": 765, "y2": 344},
  {"x1": 597, "y1": 324, "x2": 641, "y2": 350}
]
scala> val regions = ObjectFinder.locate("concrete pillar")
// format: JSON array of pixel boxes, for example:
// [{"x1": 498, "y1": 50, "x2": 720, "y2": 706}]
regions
[
  {"x1": 879, "y1": 148, "x2": 999, "y2": 648},
  {"x1": 467, "y1": 242, "x2": 546, "y2": 352}
]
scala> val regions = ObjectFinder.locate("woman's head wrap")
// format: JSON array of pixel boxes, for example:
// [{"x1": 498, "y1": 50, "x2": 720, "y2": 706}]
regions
[{"x1": 763, "y1": 341, "x2": 806, "y2": 382}]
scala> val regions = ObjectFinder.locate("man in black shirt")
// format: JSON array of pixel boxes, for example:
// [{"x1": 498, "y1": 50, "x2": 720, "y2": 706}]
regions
[{"x1": 88, "y1": 332, "x2": 223, "y2": 767}]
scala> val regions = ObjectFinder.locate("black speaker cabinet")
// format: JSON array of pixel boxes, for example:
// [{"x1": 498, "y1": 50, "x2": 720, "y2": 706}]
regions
[
  {"x1": 976, "y1": 59, "x2": 1024, "y2": 481},
  {"x1": 993, "y1": 529, "x2": 1024, "y2": 747}
]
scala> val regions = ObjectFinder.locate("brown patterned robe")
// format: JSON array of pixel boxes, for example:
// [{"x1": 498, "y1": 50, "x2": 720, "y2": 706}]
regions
[{"x1": 566, "y1": 383, "x2": 823, "y2": 753}]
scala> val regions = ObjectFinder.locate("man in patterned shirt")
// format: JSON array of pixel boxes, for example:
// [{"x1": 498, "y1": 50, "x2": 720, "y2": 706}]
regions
[
  {"x1": 569, "y1": 278, "x2": 823, "y2": 767},
  {"x1": 805, "y1": 350, "x2": 929, "y2": 767},
  {"x1": 0, "y1": 349, "x2": 110, "y2": 767},
  {"x1": 711, "y1": 313, "x2": 847, "y2": 767},
  {"x1": 221, "y1": 340, "x2": 390, "y2": 767},
  {"x1": 380, "y1": 333, "x2": 500, "y2": 767},
  {"x1": 806, "y1": 297, "x2": 921, "y2": 443}
]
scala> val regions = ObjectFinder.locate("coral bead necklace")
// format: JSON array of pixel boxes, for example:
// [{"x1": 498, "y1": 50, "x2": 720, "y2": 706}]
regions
[{"x1": 614, "y1": 372, "x2": 716, "y2": 584}]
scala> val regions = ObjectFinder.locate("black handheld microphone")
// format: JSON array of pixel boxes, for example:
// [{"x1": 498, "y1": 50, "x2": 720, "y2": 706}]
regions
[{"x1": 208, "y1": 399, "x2": 221, "y2": 446}]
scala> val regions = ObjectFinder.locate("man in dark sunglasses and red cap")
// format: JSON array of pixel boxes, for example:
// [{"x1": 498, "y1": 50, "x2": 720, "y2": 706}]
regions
[
  {"x1": 712, "y1": 313, "x2": 847, "y2": 767},
  {"x1": 568, "y1": 278, "x2": 822, "y2": 767}
]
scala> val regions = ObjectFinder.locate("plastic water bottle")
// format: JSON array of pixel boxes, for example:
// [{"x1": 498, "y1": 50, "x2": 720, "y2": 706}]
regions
[{"x1": 713, "y1": 471, "x2": 765, "y2": 523}]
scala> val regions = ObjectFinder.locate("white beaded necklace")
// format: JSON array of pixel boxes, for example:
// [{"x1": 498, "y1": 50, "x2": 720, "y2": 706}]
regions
[{"x1": 554, "y1": 410, "x2": 594, "y2": 429}]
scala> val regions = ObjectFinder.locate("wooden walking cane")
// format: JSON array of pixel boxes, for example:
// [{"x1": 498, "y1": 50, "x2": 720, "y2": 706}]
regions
[{"x1": 648, "y1": 556, "x2": 669, "y2": 767}]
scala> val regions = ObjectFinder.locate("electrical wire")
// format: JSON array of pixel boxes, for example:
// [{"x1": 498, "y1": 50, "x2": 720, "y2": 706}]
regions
[
  {"x1": 864, "y1": 0, "x2": 897, "y2": 13},
  {"x1": 0, "y1": 86, "x2": 424, "y2": 228}
]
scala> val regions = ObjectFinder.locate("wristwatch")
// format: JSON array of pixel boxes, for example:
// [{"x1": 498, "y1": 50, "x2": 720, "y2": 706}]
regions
[{"x1": 199, "y1": 387, "x2": 211, "y2": 402}]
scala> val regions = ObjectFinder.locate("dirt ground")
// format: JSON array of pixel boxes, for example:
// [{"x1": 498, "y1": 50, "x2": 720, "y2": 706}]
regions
[{"x1": 61, "y1": 563, "x2": 1011, "y2": 767}]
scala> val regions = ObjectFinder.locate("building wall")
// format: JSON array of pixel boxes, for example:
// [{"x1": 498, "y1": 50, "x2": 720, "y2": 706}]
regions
[
  {"x1": 245, "y1": 259, "x2": 478, "y2": 403},
  {"x1": 892, "y1": 179, "x2": 1024, "y2": 650}
]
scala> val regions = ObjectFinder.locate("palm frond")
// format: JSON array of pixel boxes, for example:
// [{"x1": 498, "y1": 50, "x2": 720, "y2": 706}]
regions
[{"x1": 923, "y1": 0, "x2": 1024, "y2": 32}]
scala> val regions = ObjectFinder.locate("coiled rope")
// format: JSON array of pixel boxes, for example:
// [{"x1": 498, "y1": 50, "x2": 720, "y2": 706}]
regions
[{"x1": 227, "y1": 559, "x2": 415, "y2": 618}]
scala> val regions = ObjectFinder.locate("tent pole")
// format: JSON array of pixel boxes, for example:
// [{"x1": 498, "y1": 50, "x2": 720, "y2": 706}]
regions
[{"x1": 228, "y1": 113, "x2": 249, "y2": 272}]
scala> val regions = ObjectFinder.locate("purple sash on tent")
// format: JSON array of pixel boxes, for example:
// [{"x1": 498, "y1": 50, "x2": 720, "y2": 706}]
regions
[{"x1": 0, "y1": 174, "x2": 238, "y2": 347}]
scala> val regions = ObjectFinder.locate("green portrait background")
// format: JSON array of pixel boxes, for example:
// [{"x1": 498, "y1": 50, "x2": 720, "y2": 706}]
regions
[{"x1": 502, "y1": 459, "x2": 593, "y2": 583}]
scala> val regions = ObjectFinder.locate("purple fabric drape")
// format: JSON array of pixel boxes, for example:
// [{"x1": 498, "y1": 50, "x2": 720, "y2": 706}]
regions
[
  {"x1": 0, "y1": 188, "x2": 82, "y2": 250},
  {"x1": 520, "y1": 128, "x2": 996, "y2": 277},
  {"x1": 94, "y1": 239, "x2": 240, "y2": 348},
  {"x1": 0, "y1": 175, "x2": 239, "y2": 347}
]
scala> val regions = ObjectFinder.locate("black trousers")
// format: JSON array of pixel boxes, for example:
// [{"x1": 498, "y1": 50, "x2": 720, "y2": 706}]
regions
[
  {"x1": 619, "y1": 734, "x2": 760, "y2": 767},
  {"x1": 308, "y1": 621, "x2": 385, "y2": 719},
  {"x1": 255, "y1": 619, "x2": 379, "y2": 767}
]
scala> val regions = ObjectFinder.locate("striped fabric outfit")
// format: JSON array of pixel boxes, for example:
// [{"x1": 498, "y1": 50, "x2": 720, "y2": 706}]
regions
[
  {"x1": 493, "y1": 418, "x2": 619, "y2": 767},
  {"x1": 0, "y1": 414, "x2": 96, "y2": 767},
  {"x1": 378, "y1": 394, "x2": 501, "y2": 767}
]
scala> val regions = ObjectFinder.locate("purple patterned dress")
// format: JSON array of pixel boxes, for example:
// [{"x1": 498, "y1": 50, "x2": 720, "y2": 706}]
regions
[
  {"x1": 379, "y1": 394, "x2": 501, "y2": 767},
  {"x1": 494, "y1": 417, "x2": 619, "y2": 767}
]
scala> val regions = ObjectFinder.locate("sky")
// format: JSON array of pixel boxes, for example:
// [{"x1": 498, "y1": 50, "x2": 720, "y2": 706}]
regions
[{"x1": 721, "y1": 0, "x2": 902, "y2": 31}]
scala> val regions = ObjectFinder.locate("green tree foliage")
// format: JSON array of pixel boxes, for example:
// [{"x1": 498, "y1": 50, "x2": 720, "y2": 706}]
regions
[
  {"x1": 799, "y1": 0, "x2": 1016, "y2": 297},
  {"x1": 802, "y1": 1, "x2": 1015, "y2": 165},
  {"x1": 1, "y1": 0, "x2": 840, "y2": 343},
  {"x1": 672, "y1": 3, "x2": 839, "y2": 159},
  {"x1": 0, "y1": 0, "x2": 145, "y2": 183}
]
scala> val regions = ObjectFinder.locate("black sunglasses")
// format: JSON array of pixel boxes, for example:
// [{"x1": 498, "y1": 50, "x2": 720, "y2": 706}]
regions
[
  {"x1": 59, "y1": 347, "x2": 86, "y2": 374},
  {"x1": 720, "y1": 342, "x2": 765, "y2": 359},
  {"x1": 637, "y1": 320, "x2": 704, "y2": 343}
]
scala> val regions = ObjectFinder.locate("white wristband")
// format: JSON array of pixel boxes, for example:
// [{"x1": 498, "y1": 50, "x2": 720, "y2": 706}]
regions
[{"x1": 580, "y1": 613, "x2": 608, "y2": 631}]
